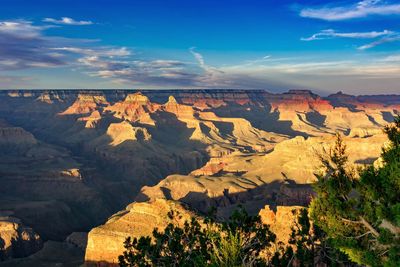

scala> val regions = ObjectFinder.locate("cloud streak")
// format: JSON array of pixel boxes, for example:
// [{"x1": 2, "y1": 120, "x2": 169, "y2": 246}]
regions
[
  {"x1": 52, "y1": 46, "x2": 131, "y2": 57},
  {"x1": 300, "y1": 0, "x2": 400, "y2": 21},
  {"x1": 43, "y1": 17, "x2": 93, "y2": 25},
  {"x1": 301, "y1": 29, "x2": 394, "y2": 41},
  {"x1": 0, "y1": 18, "x2": 399, "y2": 93},
  {"x1": 301, "y1": 29, "x2": 400, "y2": 50},
  {"x1": 73, "y1": 52, "x2": 203, "y2": 87},
  {"x1": 358, "y1": 35, "x2": 400, "y2": 50}
]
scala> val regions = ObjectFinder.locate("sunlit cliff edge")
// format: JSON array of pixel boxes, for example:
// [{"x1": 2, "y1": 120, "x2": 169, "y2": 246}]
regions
[{"x1": 0, "y1": 89, "x2": 399, "y2": 266}]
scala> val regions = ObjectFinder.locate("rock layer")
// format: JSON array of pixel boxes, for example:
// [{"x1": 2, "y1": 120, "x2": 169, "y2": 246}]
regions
[
  {"x1": 0, "y1": 89, "x2": 399, "y2": 265},
  {"x1": 0, "y1": 216, "x2": 43, "y2": 260},
  {"x1": 85, "y1": 199, "x2": 195, "y2": 266}
]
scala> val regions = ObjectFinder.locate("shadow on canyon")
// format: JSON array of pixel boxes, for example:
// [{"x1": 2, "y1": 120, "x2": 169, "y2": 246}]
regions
[
  {"x1": 85, "y1": 178, "x2": 314, "y2": 267},
  {"x1": 0, "y1": 100, "x2": 210, "y2": 243},
  {"x1": 140, "y1": 178, "x2": 314, "y2": 217},
  {"x1": 212, "y1": 103, "x2": 312, "y2": 138}
]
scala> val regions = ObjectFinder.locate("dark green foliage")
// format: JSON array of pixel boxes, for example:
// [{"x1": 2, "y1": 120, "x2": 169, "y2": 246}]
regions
[
  {"x1": 118, "y1": 207, "x2": 277, "y2": 267},
  {"x1": 119, "y1": 216, "x2": 209, "y2": 267},
  {"x1": 119, "y1": 117, "x2": 400, "y2": 266},
  {"x1": 279, "y1": 208, "x2": 353, "y2": 267},
  {"x1": 311, "y1": 117, "x2": 400, "y2": 266}
]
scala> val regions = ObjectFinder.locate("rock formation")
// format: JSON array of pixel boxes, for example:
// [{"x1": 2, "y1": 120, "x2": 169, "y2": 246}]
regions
[
  {"x1": 259, "y1": 205, "x2": 304, "y2": 244},
  {"x1": 105, "y1": 121, "x2": 151, "y2": 146},
  {"x1": 59, "y1": 93, "x2": 108, "y2": 115},
  {"x1": 85, "y1": 199, "x2": 195, "y2": 266},
  {"x1": 0, "y1": 126, "x2": 37, "y2": 146},
  {"x1": 104, "y1": 92, "x2": 159, "y2": 125},
  {"x1": 0, "y1": 216, "x2": 43, "y2": 260},
  {"x1": 0, "y1": 89, "x2": 399, "y2": 265}
]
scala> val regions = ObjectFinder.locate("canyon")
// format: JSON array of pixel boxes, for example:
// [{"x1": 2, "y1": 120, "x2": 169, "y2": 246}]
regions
[{"x1": 0, "y1": 89, "x2": 399, "y2": 266}]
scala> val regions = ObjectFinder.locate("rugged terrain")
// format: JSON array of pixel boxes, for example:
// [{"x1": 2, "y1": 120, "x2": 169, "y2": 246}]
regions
[{"x1": 0, "y1": 89, "x2": 399, "y2": 265}]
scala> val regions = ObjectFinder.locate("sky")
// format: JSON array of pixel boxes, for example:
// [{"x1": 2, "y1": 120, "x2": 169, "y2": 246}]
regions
[{"x1": 0, "y1": 0, "x2": 399, "y2": 94}]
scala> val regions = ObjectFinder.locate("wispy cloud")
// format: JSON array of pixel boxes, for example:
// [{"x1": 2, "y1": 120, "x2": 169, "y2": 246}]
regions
[
  {"x1": 0, "y1": 20, "x2": 65, "y2": 70},
  {"x1": 43, "y1": 17, "x2": 93, "y2": 25},
  {"x1": 301, "y1": 29, "x2": 394, "y2": 41},
  {"x1": 358, "y1": 35, "x2": 400, "y2": 50},
  {"x1": 380, "y1": 54, "x2": 400, "y2": 62},
  {"x1": 1, "y1": 18, "x2": 399, "y2": 93},
  {"x1": 0, "y1": 74, "x2": 35, "y2": 87},
  {"x1": 0, "y1": 20, "x2": 47, "y2": 38},
  {"x1": 189, "y1": 47, "x2": 207, "y2": 70},
  {"x1": 301, "y1": 28, "x2": 400, "y2": 50},
  {"x1": 0, "y1": 19, "x2": 113, "y2": 71},
  {"x1": 73, "y1": 51, "x2": 202, "y2": 87},
  {"x1": 300, "y1": 0, "x2": 400, "y2": 21},
  {"x1": 52, "y1": 46, "x2": 131, "y2": 57}
]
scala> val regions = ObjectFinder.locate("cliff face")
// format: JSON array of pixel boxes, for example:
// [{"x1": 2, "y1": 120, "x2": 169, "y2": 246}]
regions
[
  {"x1": 59, "y1": 93, "x2": 109, "y2": 115},
  {"x1": 0, "y1": 89, "x2": 399, "y2": 265},
  {"x1": 85, "y1": 199, "x2": 195, "y2": 266},
  {"x1": 0, "y1": 216, "x2": 43, "y2": 259},
  {"x1": 0, "y1": 126, "x2": 37, "y2": 146}
]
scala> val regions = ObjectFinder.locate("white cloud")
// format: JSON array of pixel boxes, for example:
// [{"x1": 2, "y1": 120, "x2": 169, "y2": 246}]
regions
[
  {"x1": 1, "y1": 18, "x2": 399, "y2": 93},
  {"x1": 358, "y1": 35, "x2": 400, "y2": 49},
  {"x1": 52, "y1": 46, "x2": 131, "y2": 57},
  {"x1": 301, "y1": 29, "x2": 400, "y2": 50},
  {"x1": 189, "y1": 48, "x2": 223, "y2": 76},
  {"x1": 380, "y1": 54, "x2": 400, "y2": 62},
  {"x1": 43, "y1": 17, "x2": 93, "y2": 25},
  {"x1": 301, "y1": 29, "x2": 394, "y2": 41},
  {"x1": 73, "y1": 50, "x2": 202, "y2": 87},
  {"x1": 189, "y1": 47, "x2": 206, "y2": 69},
  {"x1": 0, "y1": 20, "x2": 46, "y2": 38},
  {"x1": 300, "y1": 0, "x2": 400, "y2": 21},
  {"x1": 0, "y1": 20, "x2": 66, "y2": 70}
]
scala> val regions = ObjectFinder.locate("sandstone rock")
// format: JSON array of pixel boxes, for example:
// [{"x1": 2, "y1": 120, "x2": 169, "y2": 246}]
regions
[
  {"x1": 105, "y1": 121, "x2": 151, "y2": 146},
  {"x1": 60, "y1": 168, "x2": 82, "y2": 179},
  {"x1": 60, "y1": 93, "x2": 108, "y2": 115},
  {"x1": 36, "y1": 91, "x2": 63, "y2": 104},
  {"x1": 259, "y1": 205, "x2": 304, "y2": 244},
  {"x1": 85, "y1": 199, "x2": 195, "y2": 266},
  {"x1": 78, "y1": 110, "x2": 102, "y2": 128},
  {"x1": 105, "y1": 92, "x2": 159, "y2": 125},
  {"x1": 0, "y1": 216, "x2": 43, "y2": 260},
  {"x1": 191, "y1": 159, "x2": 226, "y2": 176},
  {"x1": 1, "y1": 89, "x2": 399, "y2": 266},
  {"x1": 348, "y1": 127, "x2": 383, "y2": 138}
]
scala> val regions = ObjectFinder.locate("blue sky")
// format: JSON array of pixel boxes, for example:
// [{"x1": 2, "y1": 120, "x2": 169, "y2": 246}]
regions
[{"x1": 0, "y1": 0, "x2": 399, "y2": 94}]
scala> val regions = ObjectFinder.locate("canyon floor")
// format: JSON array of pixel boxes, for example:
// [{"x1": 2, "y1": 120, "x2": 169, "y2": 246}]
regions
[{"x1": 0, "y1": 89, "x2": 399, "y2": 266}]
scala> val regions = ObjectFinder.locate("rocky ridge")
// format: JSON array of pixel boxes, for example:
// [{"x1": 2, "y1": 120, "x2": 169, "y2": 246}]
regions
[{"x1": 0, "y1": 89, "x2": 399, "y2": 265}]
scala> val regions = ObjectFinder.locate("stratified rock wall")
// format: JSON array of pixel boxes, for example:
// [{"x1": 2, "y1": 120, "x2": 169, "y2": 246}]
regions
[
  {"x1": 85, "y1": 199, "x2": 195, "y2": 266},
  {"x1": 0, "y1": 89, "x2": 399, "y2": 265}
]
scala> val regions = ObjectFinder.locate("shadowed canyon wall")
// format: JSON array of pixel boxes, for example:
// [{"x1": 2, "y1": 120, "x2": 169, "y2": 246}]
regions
[{"x1": 0, "y1": 89, "x2": 399, "y2": 265}]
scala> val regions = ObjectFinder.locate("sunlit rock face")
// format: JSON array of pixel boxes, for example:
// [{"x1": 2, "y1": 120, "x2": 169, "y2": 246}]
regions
[
  {"x1": 259, "y1": 205, "x2": 304, "y2": 244},
  {"x1": 104, "y1": 92, "x2": 159, "y2": 125},
  {"x1": 105, "y1": 121, "x2": 151, "y2": 146},
  {"x1": 0, "y1": 89, "x2": 399, "y2": 265},
  {"x1": 84, "y1": 199, "x2": 195, "y2": 266},
  {"x1": 0, "y1": 216, "x2": 43, "y2": 259},
  {"x1": 59, "y1": 93, "x2": 109, "y2": 115}
]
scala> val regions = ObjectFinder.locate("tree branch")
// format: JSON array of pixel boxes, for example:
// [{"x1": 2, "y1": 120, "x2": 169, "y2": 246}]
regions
[{"x1": 359, "y1": 216, "x2": 379, "y2": 237}]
